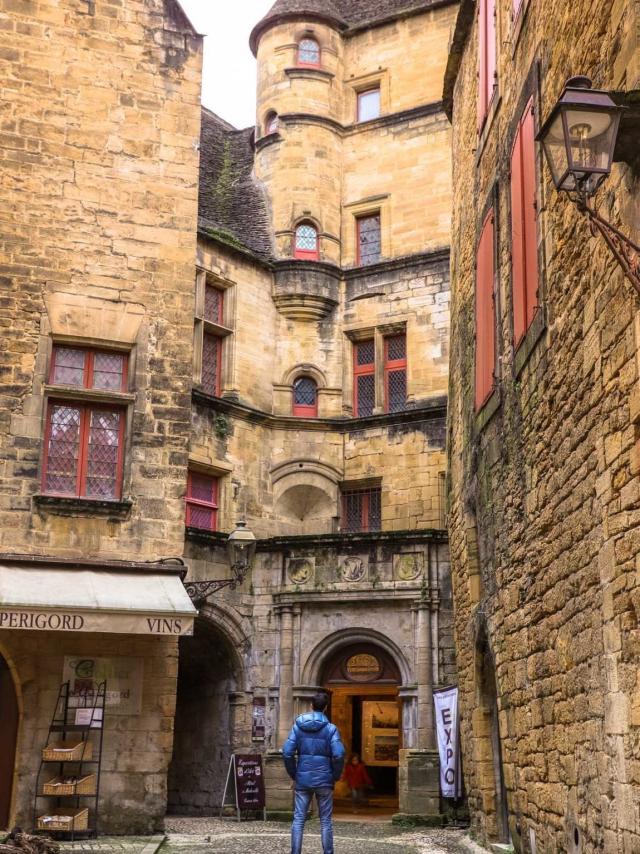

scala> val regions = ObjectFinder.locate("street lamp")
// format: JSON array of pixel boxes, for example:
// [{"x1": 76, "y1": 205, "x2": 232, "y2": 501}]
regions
[
  {"x1": 536, "y1": 76, "x2": 640, "y2": 294},
  {"x1": 184, "y1": 520, "x2": 257, "y2": 604}
]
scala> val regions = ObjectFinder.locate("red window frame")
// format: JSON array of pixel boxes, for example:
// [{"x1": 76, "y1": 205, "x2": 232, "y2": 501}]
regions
[
  {"x1": 510, "y1": 98, "x2": 539, "y2": 347},
  {"x1": 357, "y1": 87, "x2": 381, "y2": 122},
  {"x1": 202, "y1": 332, "x2": 223, "y2": 397},
  {"x1": 353, "y1": 339, "x2": 375, "y2": 417},
  {"x1": 185, "y1": 471, "x2": 219, "y2": 531},
  {"x1": 41, "y1": 401, "x2": 126, "y2": 499},
  {"x1": 341, "y1": 486, "x2": 382, "y2": 533},
  {"x1": 294, "y1": 222, "x2": 319, "y2": 261},
  {"x1": 297, "y1": 37, "x2": 321, "y2": 68},
  {"x1": 49, "y1": 345, "x2": 128, "y2": 391},
  {"x1": 204, "y1": 283, "x2": 224, "y2": 325},
  {"x1": 475, "y1": 209, "x2": 496, "y2": 410},
  {"x1": 383, "y1": 334, "x2": 407, "y2": 413},
  {"x1": 477, "y1": 0, "x2": 497, "y2": 133},
  {"x1": 356, "y1": 214, "x2": 381, "y2": 266},
  {"x1": 292, "y1": 376, "x2": 318, "y2": 417}
]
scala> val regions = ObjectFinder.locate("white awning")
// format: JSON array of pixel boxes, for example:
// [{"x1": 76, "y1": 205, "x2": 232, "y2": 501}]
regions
[{"x1": 0, "y1": 566, "x2": 196, "y2": 636}]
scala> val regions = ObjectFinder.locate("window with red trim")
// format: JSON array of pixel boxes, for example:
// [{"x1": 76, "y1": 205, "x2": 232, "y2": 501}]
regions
[
  {"x1": 294, "y1": 222, "x2": 319, "y2": 260},
  {"x1": 357, "y1": 214, "x2": 381, "y2": 266},
  {"x1": 353, "y1": 339, "x2": 375, "y2": 417},
  {"x1": 204, "y1": 283, "x2": 224, "y2": 325},
  {"x1": 477, "y1": 0, "x2": 497, "y2": 133},
  {"x1": 265, "y1": 111, "x2": 279, "y2": 135},
  {"x1": 43, "y1": 346, "x2": 129, "y2": 500},
  {"x1": 292, "y1": 376, "x2": 318, "y2": 417},
  {"x1": 186, "y1": 471, "x2": 219, "y2": 531},
  {"x1": 357, "y1": 87, "x2": 381, "y2": 122},
  {"x1": 298, "y1": 37, "x2": 320, "y2": 67},
  {"x1": 201, "y1": 285, "x2": 224, "y2": 396},
  {"x1": 384, "y1": 334, "x2": 407, "y2": 413},
  {"x1": 341, "y1": 485, "x2": 381, "y2": 533},
  {"x1": 475, "y1": 210, "x2": 496, "y2": 410},
  {"x1": 510, "y1": 99, "x2": 539, "y2": 347}
]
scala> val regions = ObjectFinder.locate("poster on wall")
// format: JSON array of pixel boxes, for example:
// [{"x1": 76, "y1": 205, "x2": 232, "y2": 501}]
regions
[
  {"x1": 252, "y1": 698, "x2": 266, "y2": 741},
  {"x1": 434, "y1": 686, "x2": 462, "y2": 798},
  {"x1": 63, "y1": 656, "x2": 143, "y2": 715},
  {"x1": 362, "y1": 700, "x2": 400, "y2": 767}
]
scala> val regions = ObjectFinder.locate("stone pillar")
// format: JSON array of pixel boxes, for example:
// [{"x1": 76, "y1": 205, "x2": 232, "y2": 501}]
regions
[
  {"x1": 416, "y1": 601, "x2": 435, "y2": 749},
  {"x1": 277, "y1": 605, "x2": 295, "y2": 746}
]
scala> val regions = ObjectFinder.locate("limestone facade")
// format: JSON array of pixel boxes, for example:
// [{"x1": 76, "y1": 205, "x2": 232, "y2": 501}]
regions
[{"x1": 444, "y1": 0, "x2": 640, "y2": 850}]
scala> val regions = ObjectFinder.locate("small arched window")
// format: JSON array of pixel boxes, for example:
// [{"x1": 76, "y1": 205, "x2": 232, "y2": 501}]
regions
[
  {"x1": 292, "y1": 376, "x2": 318, "y2": 417},
  {"x1": 265, "y1": 111, "x2": 279, "y2": 135},
  {"x1": 294, "y1": 222, "x2": 319, "y2": 260},
  {"x1": 298, "y1": 37, "x2": 321, "y2": 67}
]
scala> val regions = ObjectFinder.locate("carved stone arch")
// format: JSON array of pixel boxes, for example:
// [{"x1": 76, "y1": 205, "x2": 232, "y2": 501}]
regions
[
  {"x1": 293, "y1": 26, "x2": 327, "y2": 52},
  {"x1": 198, "y1": 601, "x2": 252, "y2": 691},
  {"x1": 301, "y1": 627, "x2": 413, "y2": 687},
  {"x1": 271, "y1": 459, "x2": 341, "y2": 533},
  {"x1": 0, "y1": 642, "x2": 21, "y2": 829},
  {"x1": 281, "y1": 363, "x2": 327, "y2": 388}
]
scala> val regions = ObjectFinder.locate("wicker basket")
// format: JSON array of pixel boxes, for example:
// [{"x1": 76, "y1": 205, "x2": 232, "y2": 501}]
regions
[
  {"x1": 42, "y1": 740, "x2": 92, "y2": 762},
  {"x1": 42, "y1": 773, "x2": 96, "y2": 796},
  {"x1": 37, "y1": 807, "x2": 89, "y2": 831}
]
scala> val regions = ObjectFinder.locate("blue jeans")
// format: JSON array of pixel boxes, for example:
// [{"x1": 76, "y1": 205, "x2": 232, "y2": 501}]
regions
[{"x1": 291, "y1": 787, "x2": 334, "y2": 854}]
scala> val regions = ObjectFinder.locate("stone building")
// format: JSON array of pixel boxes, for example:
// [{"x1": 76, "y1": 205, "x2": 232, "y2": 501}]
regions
[
  {"x1": 0, "y1": 0, "x2": 458, "y2": 834},
  {"x1": 444, "y1": 0, "x2": 640, "y2": 851}
]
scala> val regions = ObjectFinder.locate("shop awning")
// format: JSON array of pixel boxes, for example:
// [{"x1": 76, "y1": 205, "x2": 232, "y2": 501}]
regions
[{"x1": 0, "y1": 565, "x2": 196, "y2": 636}]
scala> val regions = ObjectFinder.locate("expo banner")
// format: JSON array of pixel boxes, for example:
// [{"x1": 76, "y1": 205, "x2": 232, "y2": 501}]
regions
[{"x1": 434, "y1": 685, "x2": 462, "y2": 798}]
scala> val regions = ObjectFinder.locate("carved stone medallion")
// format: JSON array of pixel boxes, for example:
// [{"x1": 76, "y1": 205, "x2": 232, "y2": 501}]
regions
[
  {"x1": 393, "y1": 552, "x2": 424, "y2": 581},
  {"x1": 286, "y1": 557, "x2": 314, "y2": 585},
  {"x1": 340, "y1": 556, "x2": 367, "y2": 582}
]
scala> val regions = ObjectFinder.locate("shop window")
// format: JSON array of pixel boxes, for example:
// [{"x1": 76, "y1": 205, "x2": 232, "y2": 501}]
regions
[
  {"x1": 478, "y1": 0, "x2": 497, "y2": 132},
  {"x1": 510, "y1": 99, "x2": 539, "y2": 347},
  {"x1": 356, "y1": 213, "x2": 381, "y2": 266},
  {"x1": 475, "y1": 209, "x2": 496, "y2": 409},
  {"x1": 265, "y1": 111, "x2": 279, "y2": 135},
  {"x1": 384, "y1": 334, "x2": 407, "y2": 413},
  {"x1": 357, "y1": 87, "x2": 381, "y2": 122},
  {"x1": 294, "y1": 222, "x2": 319, "y2": 260},
  {"x1": 298, "y1": 37, "x2": 320, "y2": 67},
  {"x1": 195, "y1": 274, "x2": 230, "y2": 398},
  {"x1": 292, "y1": 376, "x2": 318, "y2": 417},
  {"x1": 186, "y1": 470, "x2": 219, "y2": 531},
  {"x1": 341, "y1": 485, "x2": 381, "y2": 533},
  {"x1": 353, "y1": 339, "x2": 375, "y2": 417}
]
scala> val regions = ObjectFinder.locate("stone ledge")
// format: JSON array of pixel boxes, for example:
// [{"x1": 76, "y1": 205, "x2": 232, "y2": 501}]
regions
[{"x1": 33, "y1": 494, "x2": 133, "y2": 519}]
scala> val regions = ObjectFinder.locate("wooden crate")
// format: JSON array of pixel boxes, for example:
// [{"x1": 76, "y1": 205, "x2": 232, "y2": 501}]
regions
[
  {"x1": 42, "y1": 773, "x2": 96, "y2": 796},
  {"x1": 37, "y1": 807, "x2": 89, "y2": 832},
  {"x1": 42, "y1": 740, "x2": 92, "y2": 762}
]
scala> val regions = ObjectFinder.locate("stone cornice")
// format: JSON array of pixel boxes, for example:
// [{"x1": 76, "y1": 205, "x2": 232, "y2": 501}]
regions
[
  {"x1": 192, "y1": 389, "x2": 447, "y2": 431},
  {"x1": 344, "y1": 247, "x2": 450, "y2": 279},
  {"x1": 186, "y1": 527, "x2": 448, "y2": 550},
  {"x1": 0, "y1": 552, "x2": 187, "y2": 576},
  {"x1": 279, "y1": 101, "x2": 447, "y2": 138},
  {"x1": 442, "y1": 0, "x2": 474, "y2": 121}
]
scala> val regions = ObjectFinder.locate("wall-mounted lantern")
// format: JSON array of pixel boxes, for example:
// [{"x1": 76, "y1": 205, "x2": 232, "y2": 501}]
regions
[
  {"x1": 184, "y1": 520, "x2": 257, "y2": 604},
  {"x1": 537, "y1": 76, "x2": 640, "y2": 294}
]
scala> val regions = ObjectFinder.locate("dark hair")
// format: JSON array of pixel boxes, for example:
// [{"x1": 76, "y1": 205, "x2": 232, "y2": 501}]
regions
[{"x1": 311, "y1": 691, "x2": 329, "y2": 712}]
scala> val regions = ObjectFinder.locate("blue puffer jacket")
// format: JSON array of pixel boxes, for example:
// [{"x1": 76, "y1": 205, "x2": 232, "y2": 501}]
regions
[{"x1": 282, "y1": 711, "x2": 345, "y2": 790}]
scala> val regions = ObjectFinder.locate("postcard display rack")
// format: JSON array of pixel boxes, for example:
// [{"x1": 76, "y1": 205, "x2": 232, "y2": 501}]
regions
[{"x1": 33, "y1": 681, "x2": 106, "y2": 840}]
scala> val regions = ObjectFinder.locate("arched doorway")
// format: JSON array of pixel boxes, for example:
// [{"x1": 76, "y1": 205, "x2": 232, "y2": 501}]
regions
[
  {"x1": 0, "y1": 652, "x2": 19, "y2": 829},
  {"x1": 322, "y1": 642, "x2": 401, "y2": 815},
  {"x1": 167, "y1": 618, "x2": 240, "y2": 815}
]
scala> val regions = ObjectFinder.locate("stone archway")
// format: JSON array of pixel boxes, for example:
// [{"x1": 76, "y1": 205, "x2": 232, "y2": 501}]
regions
[
  {"x1": 167, "y1": 615, "x2": 246, "y2": 815},
  {"x1": 0, "y1": 651, "x2": 19, "y2": 829}
]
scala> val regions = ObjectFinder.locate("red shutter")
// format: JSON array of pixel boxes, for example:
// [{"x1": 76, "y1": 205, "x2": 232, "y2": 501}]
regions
[
  {"x1": 477, "y1": 0, "x2": 488, "y2": 131},
  {"x1": 520, "y1": 99, "x2": 539, "y2": 328},
  {"x1": 475, "y1": 210, "x2": 496, "y2": 410},
  {"x1": 511, "y1": 122, "x2": 526, "y2": 346},
  {"x1": 353, "y1": 340, "x2": 375, "y2": 417}
]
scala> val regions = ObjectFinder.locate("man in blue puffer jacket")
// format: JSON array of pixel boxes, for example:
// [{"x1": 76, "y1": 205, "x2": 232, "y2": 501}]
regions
[{"x1": 282, "y1": 691, "x2": 345, "y2": 854}]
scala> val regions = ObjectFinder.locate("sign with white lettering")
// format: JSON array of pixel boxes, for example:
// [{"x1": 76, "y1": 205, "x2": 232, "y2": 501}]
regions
[
  {"x1": 235, "y1": 755, "x2": 265, "y2": 810},
  {"x1": 0, "y1": 609, "x2": 193, "y2": 636},
  {"x1": 434, "y1": 686, "x2": 462, "y2": 798},
  {"x1": 63, "y1": 656, "x2": 143, "y2": 715}
]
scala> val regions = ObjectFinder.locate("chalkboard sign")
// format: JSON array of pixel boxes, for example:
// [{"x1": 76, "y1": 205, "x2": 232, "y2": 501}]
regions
[
  {"x1": 220, "y1": 754, "x2": 266, "y2": 821},
  {"x1": 235, "y1": 754, "x2": 265, "y2": 810}
]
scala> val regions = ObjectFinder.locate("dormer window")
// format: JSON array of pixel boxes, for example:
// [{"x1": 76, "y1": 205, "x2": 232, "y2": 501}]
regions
[
  {"x1": 265, "y1": 111, "x2": 279, "y2": 135},
  {"x1": 294, "y1": 222, "x2": 319, "y2": 261},
  {"x1": 298, "y1": 37, "x2": 320, "y2": 67}
]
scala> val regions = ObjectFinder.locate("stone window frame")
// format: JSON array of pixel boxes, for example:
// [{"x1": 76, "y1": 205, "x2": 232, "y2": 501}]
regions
[
  {"x1": 343, "y1": 195, "x2": 391, "y2": 268},
  {"x1": 194, "y1": 269, "x2": 235, "y2": 398},
  {"x1": 504, "y1": 62, "x2": 548, "y2": 377},
  {"x1": 185, "y1": 457, "x2": 234, "y2": 534},
  {"x1": 347, "y1": 69, "x2": 390, "y2": 124},
  {"x1": 510, "y1": 0, "x2": 533, "y2": 56},
  {"x1": 339, "y1": 478, "x2": 383, "y2": 533},
  {"x1": 344, "y1": 321, "x2": 408, "y2": 417}
]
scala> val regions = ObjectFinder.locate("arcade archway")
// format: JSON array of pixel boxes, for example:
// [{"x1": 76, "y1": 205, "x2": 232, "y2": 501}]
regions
[
  {"x1": 321, "y1": 642, "x2": 401, "y2": 815},
  {"x1": 0, "y1": 652, "x2": 19, "y2": 829},
  {"x1": 167, "y1": 617, "x2": 242, "y2": 815}
]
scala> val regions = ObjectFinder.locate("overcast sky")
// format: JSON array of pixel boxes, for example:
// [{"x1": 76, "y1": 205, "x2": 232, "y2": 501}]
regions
[{"x1": 179, "y1": 1, "x2": 275, "y2": 129}]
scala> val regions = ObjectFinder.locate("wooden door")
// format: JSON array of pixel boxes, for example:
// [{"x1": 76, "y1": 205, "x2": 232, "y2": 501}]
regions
[{"x1": 0, "y1": 655, "x2": 18, "y2": 830}]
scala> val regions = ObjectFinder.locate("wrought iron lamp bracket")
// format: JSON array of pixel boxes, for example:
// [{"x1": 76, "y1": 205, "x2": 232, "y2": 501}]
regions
[
  {"x1": 571, "y1": 191, "x2": 640, "y2": 296},
  {"x1": 184, "y1": 562, "x2": 249, "y2": 605}
]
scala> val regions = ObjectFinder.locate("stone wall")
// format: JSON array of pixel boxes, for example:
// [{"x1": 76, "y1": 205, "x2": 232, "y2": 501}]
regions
[
  {"x1": 0, "y1": 0, "x2": 202, "y2": 561},
  {"x1": 446, "y1": 0, "x2": 640, "y2": 850}
]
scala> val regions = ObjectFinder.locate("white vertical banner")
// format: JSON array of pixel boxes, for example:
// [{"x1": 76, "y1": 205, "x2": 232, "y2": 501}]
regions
[{"x1": 434, "y1": 686, "x2": 461, "y2": 798}]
